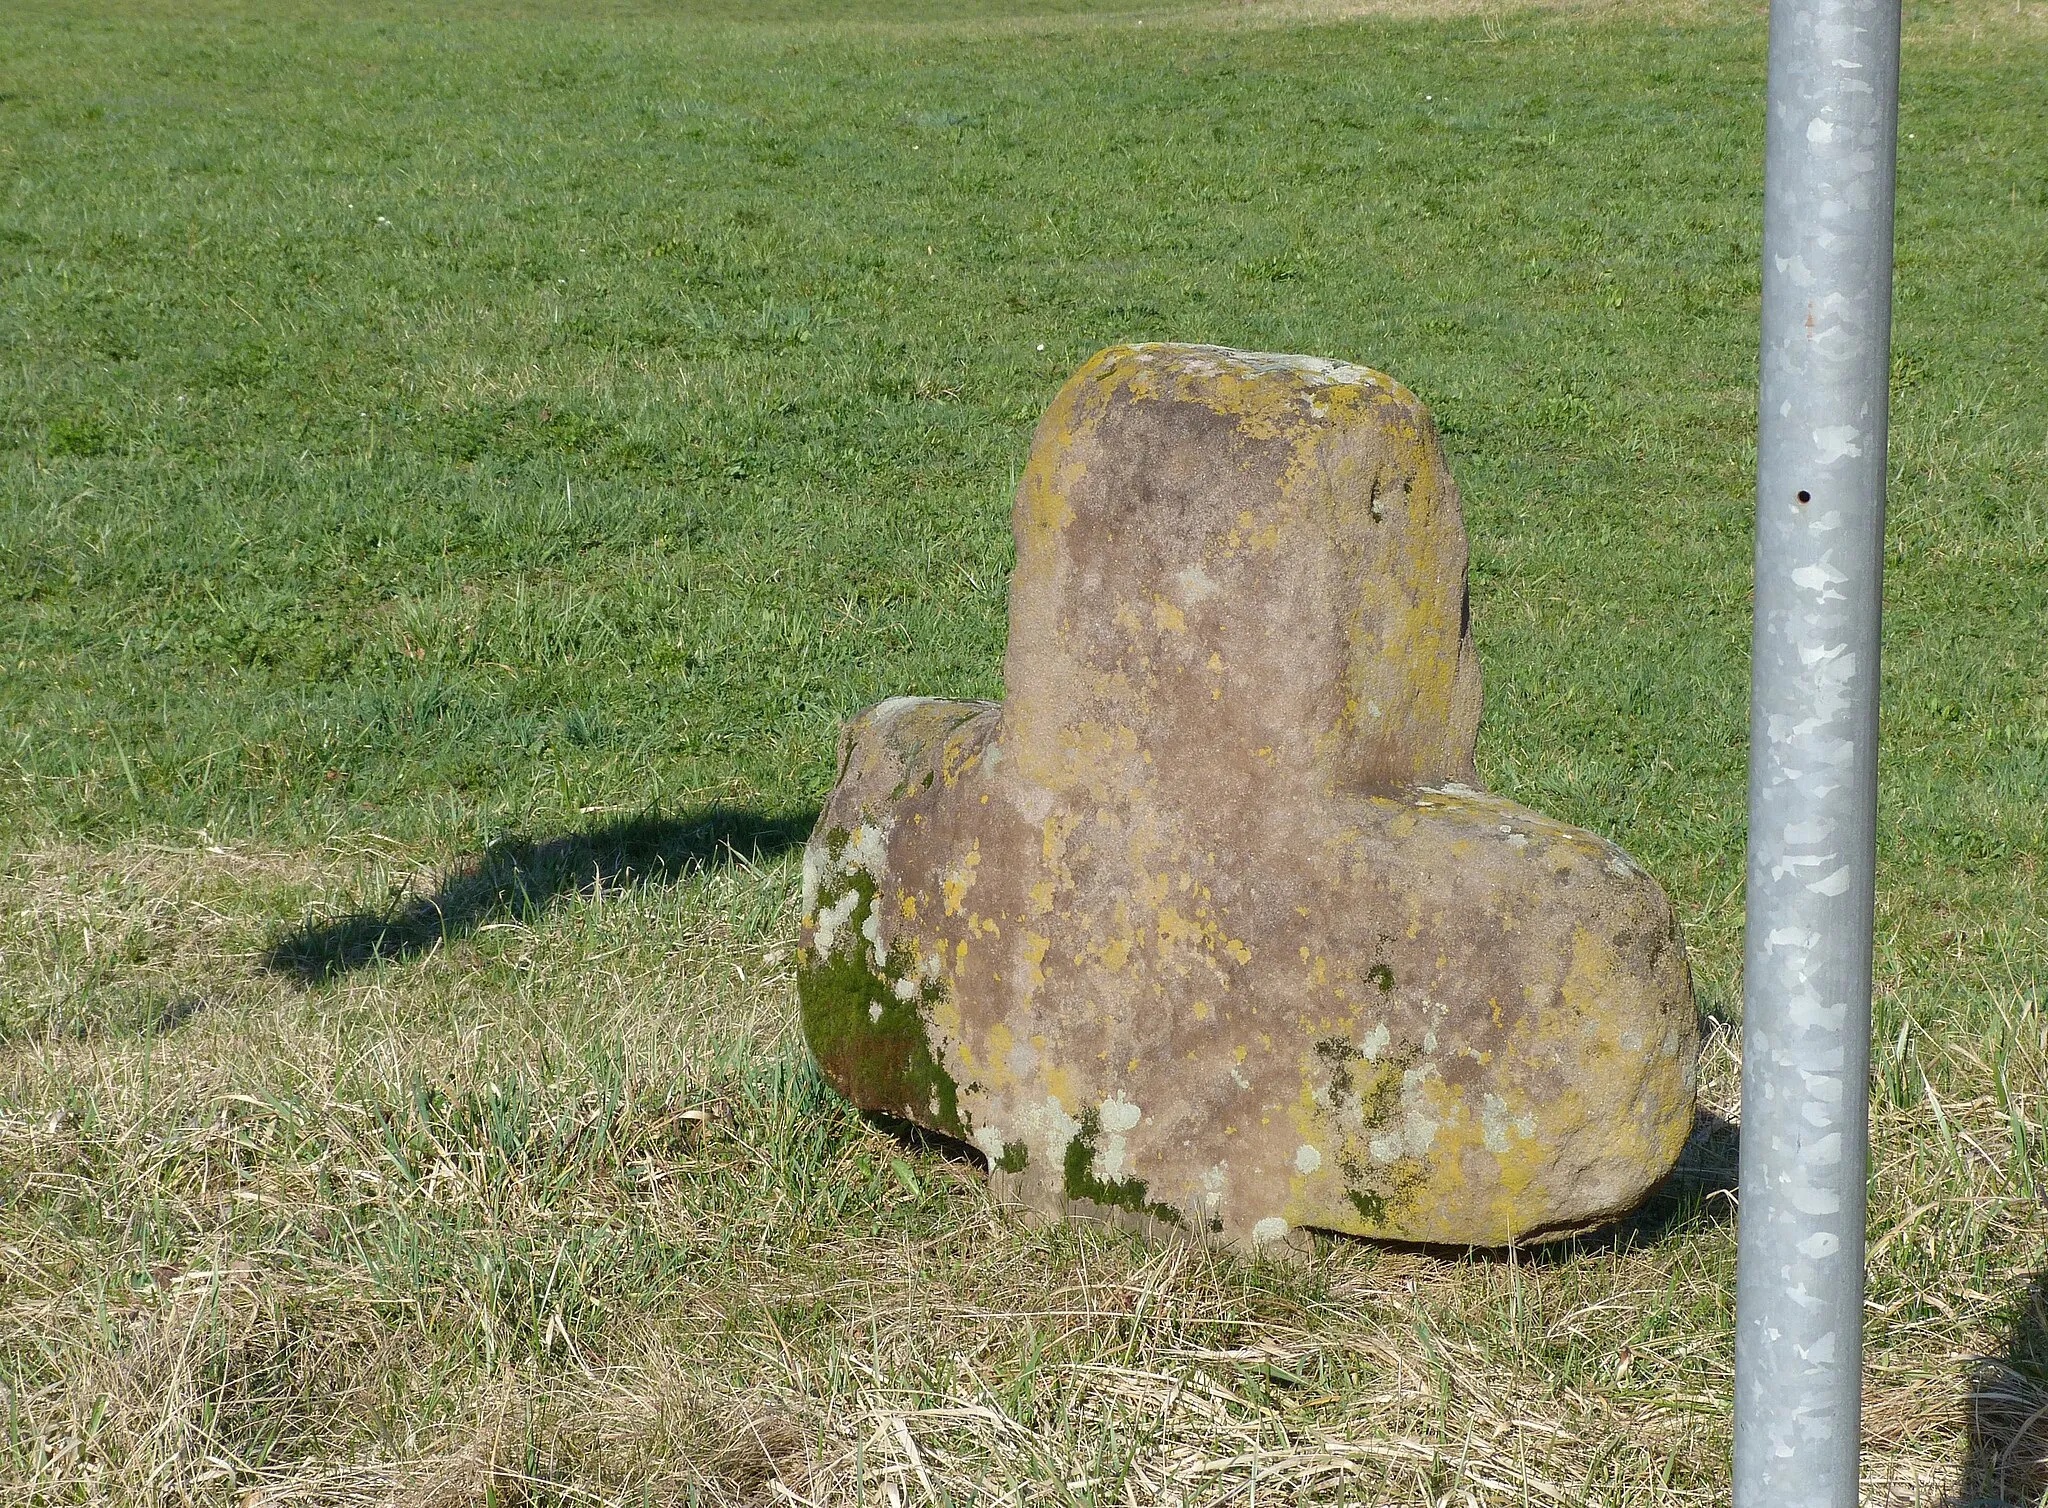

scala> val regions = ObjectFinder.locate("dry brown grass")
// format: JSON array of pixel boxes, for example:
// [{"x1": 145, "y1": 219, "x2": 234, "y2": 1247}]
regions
[{"x1": 2, "y1": 837, "x2": 2042, "y2": 1505}]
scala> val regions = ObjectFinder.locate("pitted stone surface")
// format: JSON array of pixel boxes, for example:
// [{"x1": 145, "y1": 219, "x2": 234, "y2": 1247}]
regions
[{"x1": 798, "y1": 344, "x2": 1697, "y2": 1252}]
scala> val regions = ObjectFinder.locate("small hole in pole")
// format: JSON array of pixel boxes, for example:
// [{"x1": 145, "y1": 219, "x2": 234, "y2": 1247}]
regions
[{"x1": 1796, "y1": 489, "x2": 1812, "y2": 504}]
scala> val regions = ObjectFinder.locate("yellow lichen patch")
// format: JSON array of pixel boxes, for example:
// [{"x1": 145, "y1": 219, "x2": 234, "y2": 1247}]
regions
[
  {"x1": 1094, "y1": 935, "x2": 1133, "y2": 973},
  {"x1": 1040, "y1": 815, "x2": 1075, "y2": 863},
  {"x1": 928, "y1": 984, "x2": 964, "y2": 1040},
  {"x1": 1024, "y1": 932, "x2": 1051, "y2": 987},
  {"x1": 1153, "y1": 905, "x2": 1205, "y2": 957},
  {"x1": 1559, "y1": 925, "x2": 1627, "y2": 1046},
  {"x1": 941, "y1": 841, "x2": 983, "y2": 917},
  {"x1": 1041, "y1": 1062, "x2": 1079, "y2": 1110},
  {"x1": 1013, "y1": 368, "x2": 1117, "y2": 554},
  {"x1": 1020, "y1": 461, "x2": 1078, "y2": 539},
  {"x1": 977, "y1": 1021, "x2": 1020, "y2": 1093},
  {"x1": 1151, "y1": 596, "x2": 1187, "y2": 634}
]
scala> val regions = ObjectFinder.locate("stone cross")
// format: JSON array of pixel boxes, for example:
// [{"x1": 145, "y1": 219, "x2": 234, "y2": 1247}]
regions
[{"x1": 799, "y1": 344, "x2": 1697, "y2": 1254}]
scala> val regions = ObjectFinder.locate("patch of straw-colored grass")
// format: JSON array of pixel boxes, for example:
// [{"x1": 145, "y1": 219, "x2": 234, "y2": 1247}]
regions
[{"x1": 2, "y1": 840, "x2": 2042, "y2": 1504}]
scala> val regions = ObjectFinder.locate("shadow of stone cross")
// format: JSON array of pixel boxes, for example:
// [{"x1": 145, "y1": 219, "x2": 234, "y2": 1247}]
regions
[
  {"x1": 266, "y1": 804, "x2": 811, "y2": 984},
  {"x1": 798, "y1": 344, "x2": 1699, "y2": 1258}
]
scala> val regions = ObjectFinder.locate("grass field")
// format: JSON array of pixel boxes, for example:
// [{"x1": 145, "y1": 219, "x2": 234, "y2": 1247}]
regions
[{"x1": 1, "y1": 0, "x2": 2045, "y2": 1501}]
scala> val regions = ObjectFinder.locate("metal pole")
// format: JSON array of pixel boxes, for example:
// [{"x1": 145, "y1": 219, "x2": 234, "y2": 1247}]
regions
[{"x1": 1735, "y1": 0, "x2": 1902, "y2": 1495}]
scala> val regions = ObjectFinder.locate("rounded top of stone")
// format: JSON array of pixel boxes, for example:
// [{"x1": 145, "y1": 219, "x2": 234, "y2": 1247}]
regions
[
  {"x1": 1121, "y1": 342, "x2": 1399, "y2": 394},
  {"x1": 1002, "y1": 343, "x2": 1483, "y2": 796},
  {"x1": 1078, "y1": 344, "x2": 1423, "y2": 443}
]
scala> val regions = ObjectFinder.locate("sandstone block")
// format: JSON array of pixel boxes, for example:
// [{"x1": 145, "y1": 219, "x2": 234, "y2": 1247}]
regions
[{"x1": 799, "y1": 344, "x2": 1697, "y2": 1252}]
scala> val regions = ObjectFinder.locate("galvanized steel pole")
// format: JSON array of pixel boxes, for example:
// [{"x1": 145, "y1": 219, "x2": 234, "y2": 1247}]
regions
[{"x1": 1734, "y1": 0, "x2": 1902, "y2": 1496}]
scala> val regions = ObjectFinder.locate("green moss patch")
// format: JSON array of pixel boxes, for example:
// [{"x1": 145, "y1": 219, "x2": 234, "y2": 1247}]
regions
[
  {"x1": 1061, "y1": 1108, "x2": 1182, "y2": 1226},
  {"x1": 1314, "y1": 1035, "x2": 1420, "y2": 1230},
  {"x1": 798, "y1": 869, "x2": 966, "y2": 1141}
]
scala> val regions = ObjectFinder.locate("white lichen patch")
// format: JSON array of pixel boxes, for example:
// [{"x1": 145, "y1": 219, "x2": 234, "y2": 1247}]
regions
[
  {"x1": 1095, "y1": 1094, "x2": 1143, "y2": 1177},
  {"x1": 861, "y1": 903, "x2": 887, "y2": 970},
  {"x1": 1251, "y1": 1215, "x2": 1290, "y2": 1246},
  {"x1": 1359, "y1": 1022, "x2": 1391, "y2": 1061},
  {"x1": 1605, "y1": 851, "x2": 1640, "y2": 879},
  {"x1": 801, "y1": 843, "x2": 824, "y2": 916},
  {"x1": 865, "y1": 694, "x2": 932, "y2": 724},
  {"x1": 1294, "y1": 1143, "x2": 1322, "y2": 1175},
  {"x1": 1147, "y1": 345, "x2": 1388, "y2": 395},
  {"x1": 972, "y1": 1124, "x2": 1008, "y2": 1163},
  {"x1": 1099, "y1": 1095, "x2": 1142, "y2": 1134},
  {"x1": 843, "y1": 822, "x2": 890, "y2": 878},
  {"x1": 1026, "y1": 1094, "x2": 1083, "y2": 1166},
  {"x1": 1175, "y1": 563, "x2": 1222, "y2": 603},
  {"x1": 1371, "y1": 1064, "x2": 1444, "y2": 1164},
  {"x1": 812, "y1": 887, "x2": 861, "y2": 956},
  {"x1": 892, "y1": 975, "x2": 919, "y2": 1003},
  {"x1": 1335, "y1": 1088, "x2": 1366, "y2": 1136},
  {"x1": 1480, "y1": 1092, "x2": 1538, "y2": 1155}
]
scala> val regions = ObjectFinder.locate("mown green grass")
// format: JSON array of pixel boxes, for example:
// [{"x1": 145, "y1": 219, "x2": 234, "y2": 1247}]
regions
[{"x1": 1, "y1": 0, "x2": 2044, "y2": 1502}]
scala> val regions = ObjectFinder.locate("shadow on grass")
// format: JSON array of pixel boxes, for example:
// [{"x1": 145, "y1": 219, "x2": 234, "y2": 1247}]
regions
[
  {"x1": 264, "y1": 804, "x2": 815, "y2": 984},
  {"x1": 1959, "y1": 1273, "x2": 2048, "y2": 1506}
]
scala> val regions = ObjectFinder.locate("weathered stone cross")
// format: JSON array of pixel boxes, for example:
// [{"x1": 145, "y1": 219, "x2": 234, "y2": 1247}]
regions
[{"x1": 800, "y1": 343, "x2": 1696, "y2": 1254}]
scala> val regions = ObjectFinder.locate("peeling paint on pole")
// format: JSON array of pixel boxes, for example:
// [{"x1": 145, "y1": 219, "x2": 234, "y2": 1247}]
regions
[{"x1": 1735, "y1": 0, "x2": 1902, "y2": 1496}]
